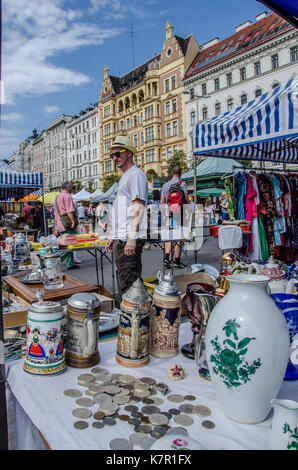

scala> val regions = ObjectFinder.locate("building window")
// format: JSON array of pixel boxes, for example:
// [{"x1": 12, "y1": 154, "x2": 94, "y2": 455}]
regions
[
  {"x1": 227, "y1": 98, "x2": 234, "y2": 111},
  {"x1": 172, "y1": 99, "x2": 177, "y2": 113},
  {"x1": 290, "y1": 46, "x2": 298, "y2": 62},
  {"x1": 171, "y1": 76, "x2": 176, "y2": 90},
  {"x1": 226, "y1": 73, "x2": 232, "y2": 86},
  {"x1": 165, "y1": 79, "x2": 170, "y2": 92},
  {"x1": 272, "y1": 82, "x2": 280, "y2": 89},
  {"x1": 189, "y1": 88, "x2": 195, "y2": 99},
  {"x1": 126, "y1": 118, "x2": 130, "y2": 129},
  {"x1": 165, "y1": 102, "x2": 170, "y2": 115},
  {"x1": 133, "y1": 115, "x2": 137, "y2": 127},
  {"x1": 254, "y1": 61, "x2": 261, "y2": 76},
  {"x1": 241, "y1": 94, "x2": 247, "y2": 105},
  {"x1": 173, "y1": 121, "x2": 178, "y2": 136},
  {"x1": 215, "y1": 102, "x2": 221, "y2": 116},
  {"x1": 202, "y1": 83, "x2": 207, "y2": 96},
  {"x1": 120, "y1": 121, "x2": 124, "y2": 130},
  {"x1": 190, "y1": 111, "x2": 196, "y2": 126},
  {"x1": 240, "y1": 67, "x2": 246, "y2": 81},
  {"x1": 166, "y1": 123, "x2": 171, "y2": 138},
  {"x1": 173, "y1": 145, "x2": 178, "y2": 155},
  {"x1": 202, "y1": 107, "x2": 208, "y2": 120},
  {"x1": 255, "y1": 88, "x2": 262, "y2": 98},
  {"x1": 167, "y1": 147, "x2": 172, "y2": 159},
  {"x1": 214, "y1": 78, "x2": 220, "y2": 91},
  {"x1": 134, "y1": 134, "x2": 138, "y2": 148},
  {"x1": 271, "y1": 54, "x2": 279, "y2": 70}
]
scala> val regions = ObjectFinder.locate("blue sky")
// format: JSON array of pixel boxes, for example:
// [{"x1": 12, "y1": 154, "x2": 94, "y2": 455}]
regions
[{"x1": 0, "y1": 0, "x2": 270, "y2": 159}]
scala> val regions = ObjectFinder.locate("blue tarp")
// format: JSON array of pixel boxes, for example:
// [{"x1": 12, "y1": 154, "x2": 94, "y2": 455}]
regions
[{"x1": 257, "y1": 0, "x2": 298, "y2": 27}]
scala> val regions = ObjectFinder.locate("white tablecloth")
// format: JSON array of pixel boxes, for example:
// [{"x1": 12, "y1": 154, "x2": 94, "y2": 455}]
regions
[{"x1": 5, "y1": 323, "x2": 298, "y2": 450}]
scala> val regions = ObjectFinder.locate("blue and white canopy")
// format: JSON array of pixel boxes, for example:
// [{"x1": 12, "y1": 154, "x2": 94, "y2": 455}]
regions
[
  {"x1": 194, "y1": 77, "x2": 298, "y2": 164},
  {"x1": 0, "y1": 161, "x2": 43, "y2": 199}
]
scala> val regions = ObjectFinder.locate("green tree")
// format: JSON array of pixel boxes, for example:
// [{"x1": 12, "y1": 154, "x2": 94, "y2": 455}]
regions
[
  {"x1": 70, "y1": 179, "x2": 83, "y2": 194},
  {"x1": 85, "y1": 179, "x2": 96, "y2": 194},
  {"x1": 102, "y1": 174, "x2": 121, "y2": 192},
  {"x1": 158, "y1": 150, "x2": 188, "y2": 186},
  {"x1": 236, "y1": 159, "x2": 253, "y2": 168}
]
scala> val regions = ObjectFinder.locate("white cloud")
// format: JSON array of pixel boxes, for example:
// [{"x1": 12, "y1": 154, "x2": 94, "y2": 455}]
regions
[
  {"x1": 1, "y1": 112, "x2": 23, "y2": 122},
  {"x1": 44, "y1": 105, "x2": 61, "y2": 115},
  {"x1": 2, "y1": 0, "x2": 124, "y2": 105},
  {"x1": 0, "y1": 129, "x2": 24, "y2": 158}
]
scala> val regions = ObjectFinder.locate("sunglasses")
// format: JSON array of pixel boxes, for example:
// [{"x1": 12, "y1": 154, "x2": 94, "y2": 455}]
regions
[{"x1": 110, "y1": 149, "x2": 127, "y2": 159}]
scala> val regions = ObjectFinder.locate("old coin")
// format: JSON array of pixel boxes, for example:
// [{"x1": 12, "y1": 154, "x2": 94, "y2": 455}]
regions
[
  {"x1": 201, "y1": 420, "x2": 215, "y2": 429},
  {"x1": 160, "y1": 411, "x2": 172, "y2": 420},
  {"x1": 74, "y1": 420, "x2": 89, "y2": 430},
  {"x1": 123, "y1": 384, "x2": 134, "y2": 391},
  {"x1": 135, "y1": 424, "x2": 152, "y2": 434},
  {"x1": 72, "y1": 408, "x2": 92, "y2": 419},
  {"x1": 113, "y1": 395, "x2": 130, "y2": 405},
  {"x1": 133, "y1": 389, "x2": 150, "y2": 398},
  {"x1": 94, "y1": 374, "x2": 112, "y2": 385},
  {"x1": 77, "y1": 373, "x2": 95, "y2": 384},
  {"x1": 140, "y1": 377, "x2": 156, "y2": 385},
  {"x1": 193, "y1": 405, "x2": 212, "y2": 417},
  {"x1": 179, "y1": 404, "x2": 194, "y2": 414},
  {"x1": 151, "y1": 397, "x2": 163, "y2": 406},
  {"x1": 124, "y1": 405, "x2": 139, "y2": 413},
  {"x1": 129, "y1": 396, "x2": 141, "y2": 403},
  {"x1": 129, "y1": 417, "x2": 141, "y2": 426},
  {"x1": 134, "y1": 382, "x2": 150, "y2": 391},
  {"x1": 111, "y1": 373, "x2": 122, "y2": 382},
  {"x1": 154, "y1": 383, "x2": 169, "y2": 395},
  {"x1": 149, "y1": 413, "x2": 169, "y2": 426},
  {"x1": 131, "y1": 411, "x2": 143, "y2": 419},
  {"x1": 93, "y1": 411, "x2": 105, "y2": 420},
  {"x1": 103, "y1": 417, "x2": 116, "y2": 426},
  {"x1": 140, "y1": 437, "x2": 157, "y2": 450},
  {"x1": 167, "y1": 427, "x2": 189, "y2": 437},
  {"x1": 141, "y1": 416, "x2": 150, "y2": 424},
  {"x1": 168, "y1": 408, "x2": 181, "y2": 416},
  {"x1": 98, "y1": 402, "x2": 118, "y2": 414},
  {"x1": 94, "y1": 393, "x2": 113, "y2": 404},
  {"x1": 103, "y1": 384, "x2": 121, "y2": 395},
  {"x1": 141, "y1": 405, "x2": 160, "y2": 415},
  {"x1": 109, "y1": 438, "x2": 133, "y2": 451},
  {"x1": 91, "y1": 367, "x2": 109, "y2": 375},
  {"x1": 117, "y1": 388, "x2": 131, "y2": 396},
  {"x1": 75, "y1": 397, "x2": 95, "y2": 407},
  {"x1": 92, "y1": 421, "x2": 105, "y2": 429},
  {"x1": 129, "y1": 432, "x2": 148, "y2": 446},
  {"x1": 184, "y1": 395, "x2": 196, "y2": 401},
  {"x1": 63, "y1": 389, "x2": 83, "y2": 398},
  {"x1": 151, "y1": 426, "x2": 167, "y2": 439},
  {"x1": 87, "y1": 384, "x2": 104, "y2": 396},
  {"x1": 119, "y1": 374, "x2": 135, "y2": 384},
  {"x1": 167, "y1": 394, "x2": 184, "y2": 403},
  {"x1": 119, "y1": 414, "x2": 130, "y2": 421},
  {"x1": 142, "y1": 398, "x2": 154, "y2": 405},
  {"x1": 149, "y1": 388, "x2": 157, "y2": 396},
  {"x1": 174, "y1": 414, "x2": 193, "y2": 426}
]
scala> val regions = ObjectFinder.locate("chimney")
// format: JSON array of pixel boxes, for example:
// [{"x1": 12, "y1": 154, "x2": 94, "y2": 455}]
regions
[
  {"x1": 236, "y1": 21, "x2": 252, "y2": 33},
  {"x1": 202, "y1": 38, "x2": 219, "y2": 50},
  {"x1": 256, "y1": 11, "x2": 267, "y2": 22}
]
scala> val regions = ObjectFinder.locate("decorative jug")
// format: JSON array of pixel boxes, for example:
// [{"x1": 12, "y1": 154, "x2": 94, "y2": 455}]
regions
[
  {"x1": 268, "y1": 399, "x2": 298, "y2": 450},
  {"x1": 66, "y1": 293, "x2": 101, "y2": 368},
  {"x1": 206, "y1": 274, "x2": 290, "y2": 423},
  {"x1": 116, "y1": 278, "x2": 151, "y2": 367},
  {"x1": 255, "y1": 257, "x2": 287, "y2": 294},
  {"x1": 38, "y1": 250, "x2": 64, "y2": 290},
  {"x1": 24, "y1": 290, "x2": 66, "y2": 375},
  {"x1": 150, "y1": 271, "x2": 181, "y2": 359}
]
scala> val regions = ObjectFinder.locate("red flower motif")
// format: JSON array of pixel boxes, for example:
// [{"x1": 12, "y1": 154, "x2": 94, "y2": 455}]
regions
[{"x1": 27, "y1": 327, "x2": 31, "y2": 334}]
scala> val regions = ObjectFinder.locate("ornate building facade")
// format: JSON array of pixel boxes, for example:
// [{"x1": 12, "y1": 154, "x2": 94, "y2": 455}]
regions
[{"x1": 98, "y1": 21, "x2": 200, "y2": 187}]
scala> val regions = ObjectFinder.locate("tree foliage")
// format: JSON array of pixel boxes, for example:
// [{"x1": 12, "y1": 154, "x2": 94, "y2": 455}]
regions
[
  {"x1": 158, "y1": 150, "x2": 188, "y2": 186},
  {"x1": 102, "y1": 174, "x2": 121, "y2": 192},
  {"x1": 70, "y1": 179, "x2": 83, "y2": 194}
]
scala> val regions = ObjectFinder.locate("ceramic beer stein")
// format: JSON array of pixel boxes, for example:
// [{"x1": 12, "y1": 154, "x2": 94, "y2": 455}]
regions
[
  {"x1": 116, "y1": 278, "x2": 152, "y2": 368},
  {"x1": 150, "y1": 271, "x2": 182, "y2": 359},
  {"x1": 66, "y1": 293, "x2": 101, "y2": 368},
  {"x1": 24, "y1": 290, "x2": 66, "y2": 375}
]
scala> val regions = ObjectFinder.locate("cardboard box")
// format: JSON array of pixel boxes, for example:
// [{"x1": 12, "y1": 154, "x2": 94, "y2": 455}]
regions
[{"x1": 3, "y1": 293, "x2": 30, "y2": 329}]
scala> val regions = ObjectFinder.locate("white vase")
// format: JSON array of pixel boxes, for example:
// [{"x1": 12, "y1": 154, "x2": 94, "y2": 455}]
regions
[{"x1": 205, "y1": 274, "x2": 290, "y2": 424}]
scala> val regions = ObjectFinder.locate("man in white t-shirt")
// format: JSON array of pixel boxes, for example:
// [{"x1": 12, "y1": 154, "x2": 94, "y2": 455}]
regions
[{"x1": 106, "y1": 136, "x2": 148, "y2": 294}]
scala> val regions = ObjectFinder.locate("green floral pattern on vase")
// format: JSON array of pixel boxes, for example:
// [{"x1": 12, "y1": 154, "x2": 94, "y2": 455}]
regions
[
  {"x1": 283, "y1": 423, "x2": 298, "y2": 450},
  {"x1": 210, "y1": 319, "x2": 262, "y2": 389}
]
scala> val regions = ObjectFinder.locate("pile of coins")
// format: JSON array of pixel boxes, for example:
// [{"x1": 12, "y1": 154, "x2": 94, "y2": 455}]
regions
[{"x1": 63, "y1": 367, "x2": 215, "y2": 449}]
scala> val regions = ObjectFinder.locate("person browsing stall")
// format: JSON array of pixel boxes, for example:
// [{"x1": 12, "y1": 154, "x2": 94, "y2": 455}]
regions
[{"x1": 105, "y1": 136, "x2": 148, "y2": 294}]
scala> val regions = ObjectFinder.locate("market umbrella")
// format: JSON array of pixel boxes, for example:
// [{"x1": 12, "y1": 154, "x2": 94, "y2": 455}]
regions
[
  {"x1": 37, "y1": 192, "x2": 60, "y2": 204},
  {"x1": 197, "y1": 188, "x2": 224, "y2": 197},
  {"x1": 72, "y1": 189, "x2": 91, "y2": 202}
]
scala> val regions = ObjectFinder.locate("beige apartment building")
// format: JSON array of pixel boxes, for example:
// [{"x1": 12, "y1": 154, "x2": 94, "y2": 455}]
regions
[{"x1": 98, "y1": 21, "x2": 199, "y2": 188}]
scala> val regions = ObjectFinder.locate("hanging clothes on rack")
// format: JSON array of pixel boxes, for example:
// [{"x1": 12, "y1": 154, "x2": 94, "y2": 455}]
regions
[{"x1": 223, "y1": 177, "x2": 235, "y2": 221}]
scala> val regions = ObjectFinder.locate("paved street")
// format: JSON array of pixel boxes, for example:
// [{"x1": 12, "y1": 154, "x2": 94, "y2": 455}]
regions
[{"x1": 62, "y1": 236, "x2": 222, "y2": 296}]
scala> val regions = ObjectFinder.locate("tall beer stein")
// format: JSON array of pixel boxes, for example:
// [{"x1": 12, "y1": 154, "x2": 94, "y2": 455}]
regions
[
  {"x1": 24, "y1": 290, "x2": 66, "y2": 375},
  {"x1": 116, "y1": 279, "x2": 151, "y2": 368},
  {"x1": 66, "y1": 293, "x2": 101, "y2": 368},
  {"x1": 150, "y1": 271, "x2": 182, "y2": 358}
]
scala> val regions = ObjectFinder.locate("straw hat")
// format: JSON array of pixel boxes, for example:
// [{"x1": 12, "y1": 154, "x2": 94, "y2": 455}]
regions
[{"x1": 108, "y1": 135, "x2": 137, "y2": 155}]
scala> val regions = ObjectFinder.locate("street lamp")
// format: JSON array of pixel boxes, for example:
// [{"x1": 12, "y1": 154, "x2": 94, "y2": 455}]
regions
[{"x1": 183, "y1": 90, "x2": 211, "y2": 204}]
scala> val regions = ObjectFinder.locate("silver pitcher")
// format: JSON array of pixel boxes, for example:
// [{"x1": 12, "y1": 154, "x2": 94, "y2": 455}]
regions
[{"x1": 194, "y1": 293, "x2": 217, "y2": 381}]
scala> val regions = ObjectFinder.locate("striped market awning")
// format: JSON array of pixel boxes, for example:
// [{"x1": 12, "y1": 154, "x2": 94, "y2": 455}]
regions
[
  {"x1": 194, "y1": 77, "x2": 298, "y2": 164},
  {"x1": 0, "y1": 161, "x2": 43, "y2": 199}
]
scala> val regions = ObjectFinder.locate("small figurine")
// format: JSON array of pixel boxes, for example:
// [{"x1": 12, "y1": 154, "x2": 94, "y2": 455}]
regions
[{"x1": 168, "y1": 364, "x2": 185, "y2": 381}]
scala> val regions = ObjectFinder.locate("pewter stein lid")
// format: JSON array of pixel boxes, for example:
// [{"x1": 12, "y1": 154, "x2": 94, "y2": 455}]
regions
[
  {"x1": 122, "y1": 278, "x2": 151, "y2": 305},
  {"x1": 30, "y1": 289, "x2": 63, "y2": 314},
  {"x1": 155, "y1": 271, "x2": 181, "y2": 296},
  {"x1": 68, "y1": 292, "x2": 100, "y2": 310}
]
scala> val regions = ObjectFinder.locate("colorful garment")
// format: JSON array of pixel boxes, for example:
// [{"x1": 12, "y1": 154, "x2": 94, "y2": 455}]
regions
[
  {"x1": 235, "y1": 172, "x2": 247, "y2": 221},
  {"x1": 244, "y1": 174, "x2": 257, "y2": 253},
  {"x1": 224, "y1": 178, "x2": 235, "y2": 220}
]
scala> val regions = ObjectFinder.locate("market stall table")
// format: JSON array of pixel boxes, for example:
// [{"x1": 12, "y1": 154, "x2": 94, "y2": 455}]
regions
[{"x1": 5, "y1": 322, "x2": 297, "y2": 450}]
